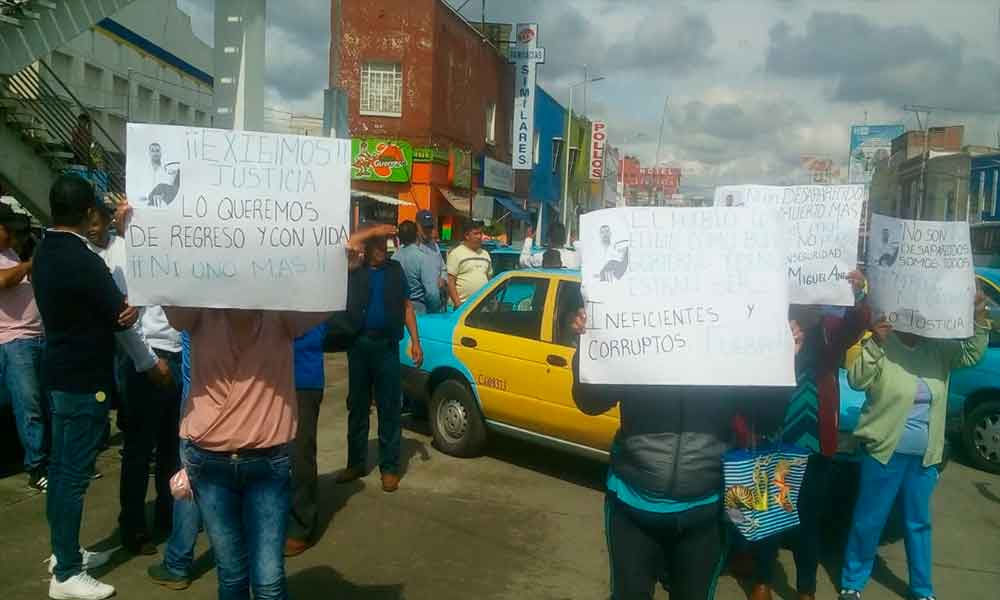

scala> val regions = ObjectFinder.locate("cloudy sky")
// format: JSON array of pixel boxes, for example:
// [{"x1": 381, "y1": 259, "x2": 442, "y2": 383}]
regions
[{"x1": 176, "y1": 0, "x2": 1000, "y2": 195}]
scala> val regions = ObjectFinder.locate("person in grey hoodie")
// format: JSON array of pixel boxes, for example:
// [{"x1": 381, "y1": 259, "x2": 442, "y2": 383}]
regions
[{"x1": 571, "y1": 309, "x2": 797, "y2": 600}]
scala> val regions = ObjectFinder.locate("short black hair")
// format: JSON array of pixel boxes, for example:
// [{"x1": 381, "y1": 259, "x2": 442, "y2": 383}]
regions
[
  {"x1": 547, "y1": 222, "x2": 567, "y2": 247},
  {"x1": 49, "y1": 174, "x2": 97, "y2": 227},
  {"x1": 398, "y1": 220, "x2": 417, "y2": 245},
  {"x1": 465, "y1": 219, "x2": 484, "y2": 233}
]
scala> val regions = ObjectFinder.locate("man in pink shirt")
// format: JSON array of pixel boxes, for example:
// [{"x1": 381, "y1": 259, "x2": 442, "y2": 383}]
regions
[
  {"x1": 163, "y1": 224, "x2": 394, "y2": 600},
  {"x1": 0, "y1": 204, "x2": 48, "y2": 491}
]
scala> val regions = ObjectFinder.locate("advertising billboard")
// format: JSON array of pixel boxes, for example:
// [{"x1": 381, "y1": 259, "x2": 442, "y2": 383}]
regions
[
  {"x1": 511, "y1": 23, "x2": 545, "y2": 171},
  {"x1": 848, "y1": 124, "x2": 904, "y2": 184},
  {"x1": 589, "y1": 121, "x2": 607, "y2": 181},
  {"x1": 351, "y1": 139, "x2": 413, "y2": 182}
]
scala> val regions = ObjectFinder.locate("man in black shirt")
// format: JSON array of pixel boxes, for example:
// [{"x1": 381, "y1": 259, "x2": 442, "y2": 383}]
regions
[{"x1": 32, "y1": 175, "x2": 138, "y2": 600}]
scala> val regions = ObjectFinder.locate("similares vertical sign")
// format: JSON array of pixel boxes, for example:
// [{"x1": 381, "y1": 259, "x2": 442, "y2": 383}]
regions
[{"x1": 510, "y1": 23, "x2": 545, "y2": 171}]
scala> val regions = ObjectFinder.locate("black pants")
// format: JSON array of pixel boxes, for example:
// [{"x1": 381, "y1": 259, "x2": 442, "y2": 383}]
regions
[
  {"x1": 346, "y1": 335, "x2": 402, "y2": 474},
  {"x1": 605, "y1": 493, "x2": 725, "y2": 600},
  {"x1": 751, "y1": 453, "x2": 832, "y2": 595},
  {"x1": 118, "y1": 352, "x2": 182, "y2": 537},
  {"x1": 288, "y1": 388, "x2": 323, "y2": 541}
]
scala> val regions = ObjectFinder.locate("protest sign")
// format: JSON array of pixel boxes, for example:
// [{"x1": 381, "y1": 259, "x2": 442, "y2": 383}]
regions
[
  {"x1": 868, "y1": 213, "x2": 975, "y2": 338},
  {"x1": 714, "y1": 184, "x2": 866, "y2": 306},
  {"x1": 579, "y1": 207, "x2": 795, "y2": 386},
  {"x1": 124, "y1": 124, "x2": 351, "y2": 311}
]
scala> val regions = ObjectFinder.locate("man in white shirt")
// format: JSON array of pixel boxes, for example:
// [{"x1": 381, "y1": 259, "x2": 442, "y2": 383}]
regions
[
  {"x1": 87, "y1": 201, "x2": 182, "y2": 555},
  {"x1": 520, "y1": 222, "x2": 580, "y2": 269}
]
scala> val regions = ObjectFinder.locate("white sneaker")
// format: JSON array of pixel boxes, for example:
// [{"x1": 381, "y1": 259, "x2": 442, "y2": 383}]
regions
[
  {"x1": 48, "y1": 572, "x2": 115, "y2": 600},
  {"x1": 46, "y1": 548, "x2": 114, "y2": 574}
]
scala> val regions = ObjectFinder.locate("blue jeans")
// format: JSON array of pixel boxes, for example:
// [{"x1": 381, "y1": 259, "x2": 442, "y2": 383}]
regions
[
  {"x1": 163, "y1": 445, "x2": 203, "y2": 578},
  {"x1": 186, "y1": 441, "x2": 291, "y2": 600},
  {"x1": 842, "y1": 452, "x2": 939, "y2": 598},
  {"x1": 47, "y1": 391, "x2": 109, "y2": 581},
  {"x1": 0, "y1": 337, "x2": 48, "y2": 471}
]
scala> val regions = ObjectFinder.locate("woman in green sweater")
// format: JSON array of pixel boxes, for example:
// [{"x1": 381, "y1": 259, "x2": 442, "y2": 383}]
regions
[{"x1": 839, "y1": 290, "x2": 989, "y2": 600}]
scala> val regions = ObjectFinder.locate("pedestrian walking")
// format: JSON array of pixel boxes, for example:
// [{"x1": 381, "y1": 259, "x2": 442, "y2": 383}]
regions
[
  {"x1": 32, "y1": 174, "x2": 139, "y2": 600},
  {"x1": 337, "y1": 223, "x2": 423, "y2": 493},
  {"x1": 570, "y1": 309, "x2": 795, "y2": 600},
  {"x1": 0, "y1": 204, "x2": 49, "y2": 492},
  {"x1": 416, "y1": 209, "x2": 448, "y2": 307},
  {"x1": 446, "y1": 219, "x2": 492, "y2": 308},
  {"x1": 284, "y1": 322, "x2": 329, "y2": 557},
  {"x1": 838, "y1": 290, "x2": 989, "y2": 600},
  {"x1": 749, "y1": 272, "x2": 870, "y2": 600},
  {"x1": 392, "y1": 220, "x2": 443, "y2": 314}
]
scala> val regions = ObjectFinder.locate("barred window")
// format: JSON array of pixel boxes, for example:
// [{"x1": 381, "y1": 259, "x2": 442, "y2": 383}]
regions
[{"x1": 360, "y1": 62, "x2": 402, "y2": 117}]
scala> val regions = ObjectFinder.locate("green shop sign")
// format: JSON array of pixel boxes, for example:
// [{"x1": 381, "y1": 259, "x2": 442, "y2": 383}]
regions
[
  {"x1": 413, "y1": 147, "x2": 449, "y2": 164},
  {"x1": 351, "y1": 139, "x2": 413, "y2": 182}
]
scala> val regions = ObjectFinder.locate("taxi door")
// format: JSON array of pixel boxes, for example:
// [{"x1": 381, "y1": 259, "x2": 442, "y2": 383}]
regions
[
  {"x1": 536, "y1": 275, "x2": 619, "y2": 452},
  {"x1": 452, "y1": 273, "x2": 556, "y2": 432}
]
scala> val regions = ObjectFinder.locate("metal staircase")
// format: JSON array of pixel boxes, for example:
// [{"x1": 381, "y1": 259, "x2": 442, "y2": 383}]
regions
[
  {"x1": 1, "y1": 60, "x2": 125, "y2": 221},
  {"x1": 0, "y1": 0, "x2": 136, "y2": 221},
  {"x1": 1, "y1": 0, "x2": 137, "y2": 76}
]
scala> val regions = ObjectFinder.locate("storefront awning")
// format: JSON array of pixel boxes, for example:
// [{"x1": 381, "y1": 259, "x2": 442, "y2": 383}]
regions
[
  {"x1": 495, "y1": 196, "x2": 531, "y2": 223},
  {"x1": 350, "y1": 190, "x2": 414, "y2": 206},
  {"x1": 440, "y1": 187, "x2": 471, "y2": 213}
]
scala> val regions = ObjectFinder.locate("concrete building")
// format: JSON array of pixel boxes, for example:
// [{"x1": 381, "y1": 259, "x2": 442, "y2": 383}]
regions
[
  {"x1": 42, "y1": 1, "x2": 214, "y2": 147},
  {"x1": 213, "y1": 0, "x2": 265, "y2": 131},
  {"x1": 331, "y1": 0, "x2": 514, "y2": 235}
]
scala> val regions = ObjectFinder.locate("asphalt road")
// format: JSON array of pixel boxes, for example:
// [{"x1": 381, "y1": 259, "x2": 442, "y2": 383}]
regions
[{"x1": 0, "y1": 354, "x2": 998, "y2": 599}]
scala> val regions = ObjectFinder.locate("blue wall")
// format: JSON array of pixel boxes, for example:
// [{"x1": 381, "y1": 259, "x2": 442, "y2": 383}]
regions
[
  {"x1": 530, "y1": 86, "x2": 566, "y2": 217},
  {"x1": 971, "y1": 154, "x2": 1000, "y2": 220}
]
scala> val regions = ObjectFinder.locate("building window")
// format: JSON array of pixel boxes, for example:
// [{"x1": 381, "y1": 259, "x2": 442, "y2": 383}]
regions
[
  {"x1": 360, "y1": 62, "x2": 403, "y2": 117},
  {"x1": 568, "y1": 146, "x2": 580, "y2": 174},
  {"x1": 551, "y1": 137, "x2": 564, "y2": 174},
  {"x1": 227, "y1": 15, "x2": 241, "y2": 22},
  {"x1": 224, "y1": 46, "x2": 238, "y2": 54},
  {"x1": 177, "y1": 102, "x2": 191, "y2": 124},
  {"x1": 195, "y1": 110, "x2": 206, "y2": 125},
  {"x1": 533, "y1": 132, "x2": 540, "y2": 166},
  {"x1": 220, "y1": 76, "x2": 234, "y2": 84},
  {"x1": 485, "y1": 102, "x2": 496, "y2": 145}
]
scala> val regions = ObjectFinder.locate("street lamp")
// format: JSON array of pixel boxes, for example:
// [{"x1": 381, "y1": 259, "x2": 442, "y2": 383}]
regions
[{"x1": 562, "y1": 75, "x2": 606, "y2": 229}]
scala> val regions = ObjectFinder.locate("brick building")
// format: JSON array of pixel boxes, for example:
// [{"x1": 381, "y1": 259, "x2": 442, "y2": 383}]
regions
[{"x1": 331, "y1": 0, "x2": 514, "y2": 235}]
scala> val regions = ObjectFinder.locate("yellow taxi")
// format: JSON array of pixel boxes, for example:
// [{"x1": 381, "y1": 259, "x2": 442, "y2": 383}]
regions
[{"x1": 399, "y1": 268, "x2": 618, "y2": 458}]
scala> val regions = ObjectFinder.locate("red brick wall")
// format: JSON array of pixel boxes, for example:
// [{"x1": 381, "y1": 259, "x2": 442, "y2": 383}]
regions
[{"x1": 333, "y1": 0, "x2": 513, "y2": 159}]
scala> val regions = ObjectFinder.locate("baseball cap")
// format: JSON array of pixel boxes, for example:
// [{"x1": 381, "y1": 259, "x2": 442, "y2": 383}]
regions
[{"x1": 416, "y1": 209, "x2": 434, "y2": 228}]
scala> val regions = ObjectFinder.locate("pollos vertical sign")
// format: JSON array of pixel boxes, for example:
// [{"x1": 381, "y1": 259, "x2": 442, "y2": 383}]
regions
[
  {"x1": 590, "y1": 121, "x2": 607, "y2": 181},
  {"x1": 510, "y1": 23, "x2": 545, "y2": 171}
]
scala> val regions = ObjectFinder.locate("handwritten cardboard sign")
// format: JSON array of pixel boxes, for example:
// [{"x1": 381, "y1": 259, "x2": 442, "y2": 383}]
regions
[
  {"x1": 868, "y1": 213, "x2": 975, "y2": 338},
  {"x1": 714, "y1": 185, "x2": 866, "y2": 306},
  {"x1": 124, "y1": 124, "x2": 351, "y2": 311},
  {"x1": 579, "y1": 207, "x2": 795, "y2": 386}
]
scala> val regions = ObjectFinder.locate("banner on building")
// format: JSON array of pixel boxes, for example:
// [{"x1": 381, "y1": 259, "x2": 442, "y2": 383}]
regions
[
  {"x1": 351, "y1": 139, "x2": 412, "y2": 182},
  {"x1": 638, "y1": 167, "x2": 681, "y2": 191},
  {"x1": 578, "y1": 207, "x2": 795, "y2": 386},
  {"x1": 590, "y1": 121, "x2": 607, "y2": 181},
  {"x1": 449, "y1": 147, "x2": 472, "y2": 189},
  {"x1": 125, "y1": 124, "x2": 351, "y2": 310},
  {"x1": 510, "y1": 23, "x2": 545, "y2": 171},
  {"x1": 868, "y1": 213, "x2": 976, "y2": 338},
  {"x1": 714, "y1": 184, "x2": 866, "y2": 305},
  {"x1": 849, "y1": 124, "x2": 904, "y2": 184},
  {"x1": 482, "y1": 155, "x2": 514, "y2": 192}
]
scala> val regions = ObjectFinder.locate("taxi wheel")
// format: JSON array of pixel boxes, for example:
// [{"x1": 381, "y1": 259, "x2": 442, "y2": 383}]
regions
[
  {"x1": 963, "y1": 399, "x2": 1000, "y2": 474},
  {"x1": 429, "y1": 379, "x2": 486, "y2": 457}
]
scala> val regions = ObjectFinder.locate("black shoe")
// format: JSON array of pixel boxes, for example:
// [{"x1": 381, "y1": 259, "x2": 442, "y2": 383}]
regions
[
  {"x1": 27, "y1": 469, "x2": 48, "y2": 492},
  {"x1": 838, "y1": 591, "x2": 862, "y2": 600},
  {"x1": 123, "y1": 530, "x2": 158, "y2": 556}
]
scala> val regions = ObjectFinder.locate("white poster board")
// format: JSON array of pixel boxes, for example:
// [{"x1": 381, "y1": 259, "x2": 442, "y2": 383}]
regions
[
  {"x1": 579, "y1": 207, "x2": 795, "y2": 386},
  {"x1": 868, "y1": 213, "x2": 975, "y2": 338},
  {"x1": 124, "y1": 124, "x2": 351, "y2": 310},
  {"x1": 714, "y1": 184, "x2": 866, "y2": 306}
]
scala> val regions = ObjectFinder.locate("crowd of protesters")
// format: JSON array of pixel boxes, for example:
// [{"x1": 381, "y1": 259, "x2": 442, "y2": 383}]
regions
[{"x1": 0, "y1": 172, "x2": 988, "y2": 600}]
